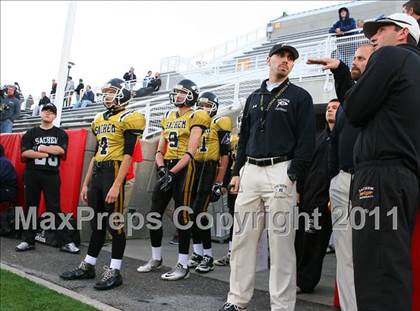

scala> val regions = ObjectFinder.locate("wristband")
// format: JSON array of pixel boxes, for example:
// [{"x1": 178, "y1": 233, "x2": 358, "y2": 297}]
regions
[{"x1": 186, "y1": 152, "x2": 194, "y2": 160}]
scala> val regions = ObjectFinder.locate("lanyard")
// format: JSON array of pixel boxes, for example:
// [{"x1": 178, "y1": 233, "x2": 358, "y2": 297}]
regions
[{"x1": 259, "y1": 80, "x2": 289, "y2": 132}]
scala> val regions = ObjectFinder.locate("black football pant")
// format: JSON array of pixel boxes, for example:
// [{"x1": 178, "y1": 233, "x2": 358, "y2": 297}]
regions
[
  {"x1": 295, "y1": 205, "x2": 332, "y2": 292},
  {"x1": 22, "y1": 169, "x2": 72, "y2": 246},
  {"x1": 87, "y1": 161, "x2": 126, "y2": 260},
  {"x1": 191, "y1": 160, "x2": 218, "y2": 250},
  {"x1": 352, "y1": 161, "x2": 419, "y2": 311},
  {"x1": 149, "y1": 159, "x2": 196, "y2": 255}
]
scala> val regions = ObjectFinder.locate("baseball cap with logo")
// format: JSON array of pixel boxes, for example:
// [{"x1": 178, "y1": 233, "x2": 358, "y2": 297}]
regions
[
  {"x1": 363, "y1": 13, "x2": 420, "y2": 44},
  {"x1": 268, "y1": 43, "x2": 299, "y2": 60},
  {"x1": 41, "y1": 103, "x2": 57, "y2": 114}
]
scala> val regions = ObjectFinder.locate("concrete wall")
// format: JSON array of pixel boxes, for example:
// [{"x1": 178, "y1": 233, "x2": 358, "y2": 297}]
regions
[{"x1": 272, "y1": 1, "x2": 404, "y2": 38}]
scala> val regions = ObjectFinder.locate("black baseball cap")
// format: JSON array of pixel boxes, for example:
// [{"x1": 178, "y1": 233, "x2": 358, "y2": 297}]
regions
[
  {"x1": 268, "y1": 43, "x2": 299, "y2": 60},
  {"x1": 41, "y1": 103, "x2": 57, "y2": 114}
]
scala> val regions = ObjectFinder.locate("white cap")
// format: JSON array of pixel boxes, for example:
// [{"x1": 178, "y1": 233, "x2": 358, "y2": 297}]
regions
[{"x1": 363, "y1": 13, "x2": 420, "y2": 44}]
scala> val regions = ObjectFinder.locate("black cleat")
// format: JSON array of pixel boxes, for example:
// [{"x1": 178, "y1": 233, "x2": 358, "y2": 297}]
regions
[
  {"x1": 188, "y1": 252, "x2": 203, "y2": 268},
  {"x1": 94, "y1": 266, "x2": 122, "y2": 290},
  {"x1": 220, "y1": 302, "x2": 247, "y2": 311},
  {"x1": 60, "y1": 261, "x2": 96, "y2": 280},
  {"x1": 195, "y1": 255, "x2": 214, "y2": 273}
]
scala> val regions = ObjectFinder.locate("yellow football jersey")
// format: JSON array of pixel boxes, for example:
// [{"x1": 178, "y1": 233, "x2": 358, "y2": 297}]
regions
[
  {"x1": 161, "y1": 109, "x2": 211, "y2": 160},
  {"x1": 195, "y1": 116, "x2": 232, "y2": 162},
  {"x1": 91, "y1": 109, "x2": 146, "y2": 162}
]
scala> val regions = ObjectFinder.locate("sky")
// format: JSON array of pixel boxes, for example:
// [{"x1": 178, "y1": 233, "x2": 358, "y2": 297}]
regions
[{"x1": 1, "y1": 1, "x2": 349, "y2": 98}]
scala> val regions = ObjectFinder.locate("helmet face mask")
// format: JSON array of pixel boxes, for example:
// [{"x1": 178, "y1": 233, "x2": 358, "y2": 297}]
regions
[
  {"x1": 97, "y1": 78, "x2": 131, "y2": 111},
  {"x1": 197, "y1": 92, "x2": 219, "y2": 117},
  {"x1": 169, "y1": 79, "x2": 199, "y2": 107}
]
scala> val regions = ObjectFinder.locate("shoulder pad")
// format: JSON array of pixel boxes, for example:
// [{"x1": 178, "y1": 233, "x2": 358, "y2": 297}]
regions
[{"x1": 215, "y1": 116, "x2": 232, "y2": 132}]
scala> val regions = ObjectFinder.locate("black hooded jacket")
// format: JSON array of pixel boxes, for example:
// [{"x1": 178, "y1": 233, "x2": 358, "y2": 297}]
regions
[{"x1": 329, "y1": 7, "x2": 356, "y2": 35}]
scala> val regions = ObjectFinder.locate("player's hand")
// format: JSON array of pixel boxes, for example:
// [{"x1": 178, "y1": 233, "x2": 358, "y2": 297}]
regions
[
  {"x1": 157, "y1": 166, "x2": 168, "y2": 179},
  {"x1": 335, "y1": 28, "x2": 341, "y2": 33},
  {"x1": 306, "y1": 58, "x2": 340, "y2": 71},
  {"x1": 37, "y1": 144, "x2": 48, "y2": 153},
  {"x1": 158, "y1": 171, "x2": 175, "y2": 192},
  {"x1": 209, "y1": 183, "x2": 223, "y2": 202},
  {"x1": 105, "y1": 184, "x2": 120, "y2": 204},
  {"x1": 229, "y1": 176, "x2": 240, "y2": 194},
  {"x1": 80, "y1": 185, "x2": 88, "y2": 204}
]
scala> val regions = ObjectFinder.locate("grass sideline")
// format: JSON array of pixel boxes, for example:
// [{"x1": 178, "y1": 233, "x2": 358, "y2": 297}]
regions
[{"x1": 0, "y1": 269, "x2": 97, "y2": 311}]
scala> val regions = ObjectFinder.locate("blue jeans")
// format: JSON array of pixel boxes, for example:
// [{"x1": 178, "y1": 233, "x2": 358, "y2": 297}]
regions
[
  {"x1": 0, "y1": 119, "x2": 13, "y2": 133},
  {"x1": 73, "y1": 100, "x2": 92, "y2": 109}
]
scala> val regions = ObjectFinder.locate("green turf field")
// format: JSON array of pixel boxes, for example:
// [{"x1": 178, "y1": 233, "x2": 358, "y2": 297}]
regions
[{"x1": 0, "y1": 269, "x2": 97, "y2": 311}]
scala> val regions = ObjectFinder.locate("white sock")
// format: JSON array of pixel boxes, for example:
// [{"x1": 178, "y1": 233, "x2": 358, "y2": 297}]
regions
[
  {"x1": 110, "y1": 259, "x2": 122, "y2": 270},
  {"x1": 193, "y1": 243, "x2": 203, "y2": 256},
  {"x1": 228, "y1": 241, "x2": 232, "y2": 253},
  {"x1": 84, "y1": 255, "x2": 97, "y2": 266},
  {"x1": 178, "y1": 254, "x2": 189, "y2": 269},
  {"x1": 152, "y1": 247, "x2": 162, "y2": 261},
  {"x1": 203, "y1": 248, "x2": 213, "y2": 258}
]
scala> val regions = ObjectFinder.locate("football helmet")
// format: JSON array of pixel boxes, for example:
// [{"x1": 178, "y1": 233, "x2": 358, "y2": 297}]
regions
[
  {"x1": 197, "y1": 91, "x2": 219, "y2": 117},
  {"x1": 169, "y1": 79, "x2": 199, "y2": 107},
  {"x1": 98, "y1": 78, "x2": 131, "y2": 110}
]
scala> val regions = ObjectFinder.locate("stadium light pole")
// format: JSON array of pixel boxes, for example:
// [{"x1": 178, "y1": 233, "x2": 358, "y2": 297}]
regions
[{"x1": 54, "y1": 1, "x2": 77, "y2": 127}]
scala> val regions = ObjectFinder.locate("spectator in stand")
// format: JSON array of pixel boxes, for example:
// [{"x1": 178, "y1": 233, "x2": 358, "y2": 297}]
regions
[
  {"x1": 329, "y1": 7, "x2": 357, "y2": 69},
  {"x1": 142, "y1": 70, "x2": 153, "y2": 88},
  {"x1": 50, "y1": 79, "x2": 57, "y2": 95},
  {"x1": 72, "y1": 85, "x2": 95, "y2": 109},
  {"x1": 266, "y1": 22, "x2": 273, "y2": 40},
  {"x1": 0, "y1": 144, "x2": 18, "y2": 235},
  {"x1": 150, "y1": 72, "x2": 161, "y2": 91},
  {"x1": 64, "y1": 76, "x2": 75, "y2": 107},
  {"x1": 329, "y1": 7, "x2": 356, "y2": 36},
  {"x1": 74, "y1": 79, "x2": 84, "y2": 103},
  {"x1": 133, "y1": 72, "x2": 162, "y2": 98},
  {"x1": 123, "y1": 67, "x2": 137, "y2": 90},
  {"x1": 403, "y1": 0, "x2": 420, "y2": 47},
  {"x1": 14, "y1": 82, "x2": 24, "y2": 106},
  {"x1": 32, "y1": 92, "x2": 51, "y2": 116},
  {"x1": 0, "y1": 85, "x2": 20, "y2": 133},
  {"x1": 25, "y1": 95, "x2": 34, "y2": 111}
]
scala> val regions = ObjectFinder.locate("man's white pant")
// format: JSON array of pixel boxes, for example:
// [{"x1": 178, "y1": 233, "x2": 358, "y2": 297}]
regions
[
  {"x1": 227, "y1": 161, "x2": 297, "y2": 311},
  {"x1": 330, "y1": 170, "x2": 357, "y2": 311}
]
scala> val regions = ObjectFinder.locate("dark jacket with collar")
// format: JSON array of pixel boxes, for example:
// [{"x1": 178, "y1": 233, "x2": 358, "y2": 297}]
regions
[
  {"x1": 233, "y1": 79, "x2": 315, "y2": 181},
  {"x1": 344, "y1": 44, "x2": 420, "y2": 177}
]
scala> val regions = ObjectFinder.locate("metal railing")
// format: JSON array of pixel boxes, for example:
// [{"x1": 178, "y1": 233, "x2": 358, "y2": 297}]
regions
[
  {"x1": 160, "y1": 26, "x2": 267, "y2": 73},
  {"x1": 157, "y1": 31, "x2": 368, "y2": 91}
]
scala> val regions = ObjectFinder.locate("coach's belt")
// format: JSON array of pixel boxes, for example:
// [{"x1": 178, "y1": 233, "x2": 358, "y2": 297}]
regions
[
  {"x1": 246, "y1": 156, "x2": 290, "y2": 167},
  {"x1": 94, "y1": 160, "x2": 117, "y2": 169}
]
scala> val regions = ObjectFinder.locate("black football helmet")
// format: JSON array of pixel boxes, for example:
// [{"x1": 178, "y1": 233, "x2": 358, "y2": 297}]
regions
[
  {"x1": 169, "y1": 79, "x2": 199, "y2": 107},
  {"x1": 98, "y1": 78, "x2": 131, "y2": 110},
  {"x1": 197, "y1": 91, "x2": 219, "y2": 117}
]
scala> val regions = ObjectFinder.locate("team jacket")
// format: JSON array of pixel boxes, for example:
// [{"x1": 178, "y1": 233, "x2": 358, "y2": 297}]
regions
[
  {"x1": 161, "y1": 109, "x2": 211, "y2": 160},
  {"x1": 195, "y1": 116, "x2": 232, "y2": 162},
  {"x1": 233, "y1": 79, "x2": 315, "y2": 180},
  {"x1": 329, "y1": 61, "x2": 360, "y2": 176},
  {"x1": 300, "y1": 126, "x2": 332, "y2": 213},
  {"x1": 91, "y1": 109, "x2": 146, "y2": 162},
  {"x1": 343, "y1": 44, "x2": 420, "y2": 177}
]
